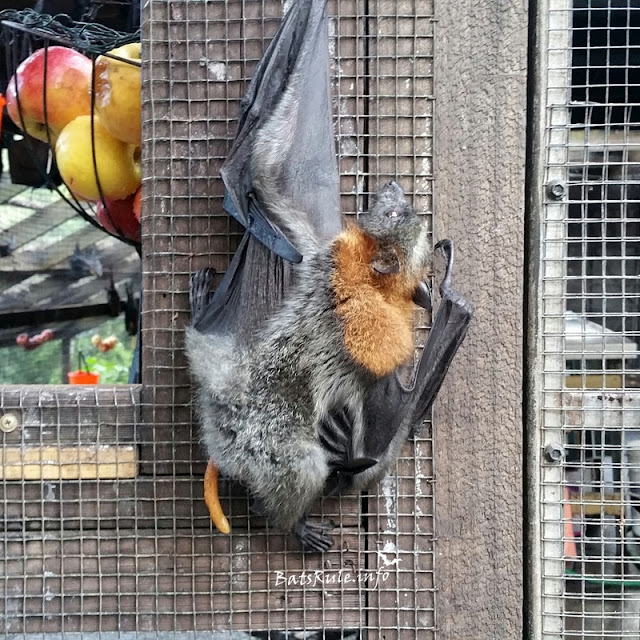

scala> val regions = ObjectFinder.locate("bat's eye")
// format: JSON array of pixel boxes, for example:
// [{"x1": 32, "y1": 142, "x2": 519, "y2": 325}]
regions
[{"x1": 386, "y1": 209, "x2": 400, "y2": 218}]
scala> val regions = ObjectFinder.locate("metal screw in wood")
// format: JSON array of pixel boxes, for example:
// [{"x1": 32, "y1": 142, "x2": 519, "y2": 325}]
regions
[
  {"x1": 0, "y1": 412, "x2": 19, "y2": 433},
  {"x1": 544, "y1": 443, "x2": 565, "y2": 463}
]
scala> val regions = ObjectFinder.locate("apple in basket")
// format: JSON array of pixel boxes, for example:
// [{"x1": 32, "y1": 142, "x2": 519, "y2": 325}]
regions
[
  {"x1": 6, "y1": 46, "x2": 92, "y2": 144},
  {"x1": 96, "y1": 193, "x2": 141, "y2": 242},
  {"x1": 55, "y1": 115, "x2": 142, "y2": 201},
  {"x1": 132, "y1": 186, "x2": 142, "y2": 222},
  {"x1": 93, "y1": 42, "x2": 142, "y2": 146}
]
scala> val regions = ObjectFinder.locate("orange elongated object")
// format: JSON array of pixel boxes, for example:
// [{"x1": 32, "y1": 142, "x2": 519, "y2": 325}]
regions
[
  {"x1": 204, "y1": 459, "x2": 230, "y2": 534},
  {"x1": 0, "y1": 94, "x2": 6, "y2": 140}
]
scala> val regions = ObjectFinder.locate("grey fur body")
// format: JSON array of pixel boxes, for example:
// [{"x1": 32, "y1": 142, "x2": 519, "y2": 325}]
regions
[
  {"x1": 185, "y1": 247, "x2": 372, "y2": 531},
  {"x1": 186, "y1": 77, "x2": 432, "y2": 542}
]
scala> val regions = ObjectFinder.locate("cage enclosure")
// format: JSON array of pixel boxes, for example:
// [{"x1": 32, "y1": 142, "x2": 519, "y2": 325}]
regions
[
  {"x1": 0, "y1": 0, "x2": 527, "y2": 637},
  {"x1": 533, "y1": 0, "x2": 640, "y2": 637}
]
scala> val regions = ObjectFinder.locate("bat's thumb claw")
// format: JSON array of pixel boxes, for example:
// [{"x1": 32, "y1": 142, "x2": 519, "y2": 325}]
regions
[
  {"x1": 435, "y1": 239, "x2": 454, "y2": 294},
  {"x1": 434, "y1": 238, "x2": 453, "y2": 262}
]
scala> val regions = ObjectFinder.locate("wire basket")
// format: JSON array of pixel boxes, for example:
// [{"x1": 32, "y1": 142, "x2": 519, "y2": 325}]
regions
[{"x1": 0, "y1": 8, "x2": 142, "y2": 252}]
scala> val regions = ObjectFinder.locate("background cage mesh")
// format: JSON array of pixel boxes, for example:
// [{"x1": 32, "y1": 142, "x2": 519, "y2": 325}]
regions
[
  {"x1": 1, "y1": 0, "x2": 437, "y2": 637},
  {"x1": 540, "y1": 0, "x2": 640, "y2": 637}
]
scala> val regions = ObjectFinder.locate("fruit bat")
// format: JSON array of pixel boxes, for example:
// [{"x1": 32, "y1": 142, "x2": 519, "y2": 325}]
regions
[{"x1": 186, "y1": 0, "x2": 473, "y2": 551}]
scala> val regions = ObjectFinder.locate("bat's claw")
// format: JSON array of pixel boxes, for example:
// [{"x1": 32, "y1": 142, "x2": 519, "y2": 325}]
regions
[
  {"x1": 294, "y1": 516, "x2": 335, "y2": 552},
  {"x1": 189, "y1": 268, "x2": 216, "y2": 324},
  {"x1": 434, "y1": 239, "x2": 454, "y2": 297}
]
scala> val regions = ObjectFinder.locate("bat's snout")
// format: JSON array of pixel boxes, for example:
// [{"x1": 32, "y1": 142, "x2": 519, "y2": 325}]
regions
[{"x1": 383, "y1": 180, "x2": 404, "y2": 197}]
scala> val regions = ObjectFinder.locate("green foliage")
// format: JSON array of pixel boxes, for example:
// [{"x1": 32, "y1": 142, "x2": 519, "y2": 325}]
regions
[
  {"x1": 0, "y1": 316, "x2": 136, "y2": 385},
  {"x1": 72, "y1": 317, "x2": 135, "y2": 385},
  {"x1": 0, "y1": 338, "x2": 63, "y2": 384}
]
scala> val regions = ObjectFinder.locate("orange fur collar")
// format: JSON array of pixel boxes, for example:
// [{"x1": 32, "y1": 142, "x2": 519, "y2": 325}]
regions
[{"x1": 331, "y1": 224, "x2": 419, "y2": 377}]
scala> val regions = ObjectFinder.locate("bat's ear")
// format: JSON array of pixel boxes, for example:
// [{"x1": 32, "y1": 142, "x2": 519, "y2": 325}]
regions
[{"x1": 371, "y1": 247, "x2": 400, "y2": 274}]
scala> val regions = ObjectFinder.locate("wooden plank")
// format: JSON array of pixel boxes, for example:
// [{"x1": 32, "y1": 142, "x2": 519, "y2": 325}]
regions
[
  {"x1": 0, "y1": 390, "x2": 137, "y2": 446},
  {"x1": 0, "y1": 475, "x2": 363, "y2": 532},
  {"x1": 365, "y1": 443, "x2": 436, "y2": 638},
  {"x1": 0, "y1": 198, "x2": 77, "y2": 252},
  {"x1": 0, "y1": 182, "x2": 32, "y2": 204},
  {"x1": 432, "y1": 0, "x2": 527, "y2": 638},
  {"x1": 0, "y1": 383, "x2": 140, "y2": 409},
  {"x1": 1, "y1": 477, "x2": 201, "y2": 531},
  {"x1": 1, "y1": 529, "x2": 365, "y2": 635},
  {"x1": 328, "y1": 0, "x2": 367, "y2": 219},
  {"x1": 2, "y1": 226, "x2": 109, "y2": 272},
  {"x1": 0, "y1": 445, "x2": 138, "y2": 480},
  {"x1": 0, "y1": 239, "x2": 140, "y2": 311}
]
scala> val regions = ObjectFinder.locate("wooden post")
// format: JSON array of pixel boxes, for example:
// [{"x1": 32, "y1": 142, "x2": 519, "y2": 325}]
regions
[
  {"x1": 61, "y1": 336, "x2": 71, "y2": 382},
  {"x1": 432, "y1": 0, "x2": 528, "y2": 637}
]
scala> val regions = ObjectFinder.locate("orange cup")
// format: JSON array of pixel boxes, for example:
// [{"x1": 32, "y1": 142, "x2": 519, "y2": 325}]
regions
[
  {"x1": 67, "y1": 371, "x2": 100, "y2": 385},
  {"x1": 0, "y1": 93, "x2": 5, "y2": 140}
]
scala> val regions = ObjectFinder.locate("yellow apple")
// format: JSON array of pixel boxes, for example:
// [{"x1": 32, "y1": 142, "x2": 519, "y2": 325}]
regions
[
  {"x1": 55, "y1": 115, "x2": 141, "y2": 201},
  {"x1": 93, "y1": 42, "x2": 141, "y2": 146},
  {"x1": 6, "y1": 46, "x2": 92, "y2": 144}
]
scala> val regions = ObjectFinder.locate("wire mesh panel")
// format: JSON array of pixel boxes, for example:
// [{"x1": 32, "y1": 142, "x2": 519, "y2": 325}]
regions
[
  {"x1": 0, "y1": 0, "x2": 435, "y2": 639},
  {"x1": 141, "y1": 0, "x2": 436, "y2": 636},
  {"x1": 536, "y1": 0, "x2": 640, "y2": 636}
]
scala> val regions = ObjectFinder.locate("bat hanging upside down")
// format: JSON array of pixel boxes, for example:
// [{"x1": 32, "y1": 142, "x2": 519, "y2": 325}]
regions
[
  {"x1": 186, "y1": 181, "x2": 472, "y2": 552},
  {"x1": 184, "y1": 0, "x2": 473, "y2": 552}
]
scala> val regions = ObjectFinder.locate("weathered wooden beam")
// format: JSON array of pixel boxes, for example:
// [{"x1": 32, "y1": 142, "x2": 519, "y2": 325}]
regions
[
  {"x1": 432, "y1": 0, "x2": 528, "y2": 637},
  {"x1": 0, "y1": 301, "x2": 125, "y2": 329}
]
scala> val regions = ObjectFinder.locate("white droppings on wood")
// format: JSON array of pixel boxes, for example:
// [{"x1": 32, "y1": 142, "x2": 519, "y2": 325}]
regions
[
  {"x1": 382, "y1": 540, "x2": 397, "y2": 554},
  {"x1": 206, "y1": 61, "x2": 228, "y2": 81},
  {"x1": 381, "y1": 474, "x2": 397, "y2": 532},
  {"x1": 44, "y1": 482, "x2": 56, "y2": 501}
]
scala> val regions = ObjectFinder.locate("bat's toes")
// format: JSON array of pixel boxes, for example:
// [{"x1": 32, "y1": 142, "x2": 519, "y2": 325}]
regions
[
  {"x1": 189, "y1": 268, "x2": 216, "y2": 322},
  {"x1": 434, "y1": 240, "x2": 454, "y2": 293},
  {"x1": 294, "y1": 517, "x2": 335, "y2": 552},
  {"x1": 434, "y1": 238, "x2": 452, "y2": 255}
]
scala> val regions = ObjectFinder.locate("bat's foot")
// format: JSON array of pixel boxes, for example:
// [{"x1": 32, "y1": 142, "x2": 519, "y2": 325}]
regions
[
  {"x1": 294, "y1": 516, "x2": 335, "y2": 552},
  {"x1": 189, "y1": 268, "x2": 215, "y2": 324}
]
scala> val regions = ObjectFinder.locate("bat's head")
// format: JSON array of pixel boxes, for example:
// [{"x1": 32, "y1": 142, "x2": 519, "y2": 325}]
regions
[{"x1": 358, "y1": 181, "x2": 431, "y2": 277}]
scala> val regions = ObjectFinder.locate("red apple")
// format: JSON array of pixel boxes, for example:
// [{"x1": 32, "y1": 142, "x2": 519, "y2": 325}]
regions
[
  {"x1": 6, "y1": 46, "x2": 92, "y2": 144},
  {"x1": 96, "y1": 194, "x2": 141, "y2": 242},
  {"x1": 132, "y1": 186, "x2": 142, "y2": 222},
  {"x1": 16, "y1": 333, "x2": 29, "y2": 347}
]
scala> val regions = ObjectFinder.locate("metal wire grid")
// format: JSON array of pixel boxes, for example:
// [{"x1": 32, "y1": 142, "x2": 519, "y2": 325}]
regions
[
  {"x1": 0, "y1": 0, "x2": 434, "y2": 638},
  {"x1": 142, "y1": 0, "x2": 437, "y2": 636},
  {"x1": 540, "y1": 0, "x2": 640, "y2": 637}
]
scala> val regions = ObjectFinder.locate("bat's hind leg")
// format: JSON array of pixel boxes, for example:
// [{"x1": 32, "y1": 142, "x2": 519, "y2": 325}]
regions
[
  {"x1": 294, "y1": 515, "x2": 335, "y2": 553},
  {"x1": 189, "y1": 268, "x2": 216, "y2": 324}
]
